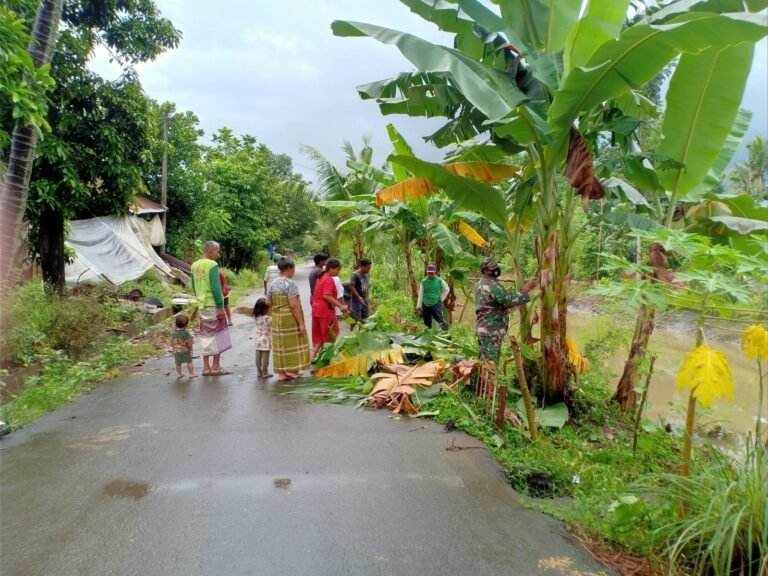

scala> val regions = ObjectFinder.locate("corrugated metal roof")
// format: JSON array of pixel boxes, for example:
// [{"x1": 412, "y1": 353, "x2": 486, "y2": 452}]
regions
[{"x1": 130, "y1": 195, "x2": 167, "y2": 214}]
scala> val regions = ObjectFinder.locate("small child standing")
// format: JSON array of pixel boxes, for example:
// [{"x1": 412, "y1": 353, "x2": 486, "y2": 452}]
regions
[
  {"x1": 253, "y1": 298, "x2": 273, "y2": 378},
  {"x1": 172, "y1": 315, "x2": 197, "y2": 378}
]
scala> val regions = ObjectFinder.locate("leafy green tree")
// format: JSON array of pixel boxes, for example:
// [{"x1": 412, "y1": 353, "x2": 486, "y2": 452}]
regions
[
  {"x1": 16, "y1": 0, "x2": 181, "y2": 291},
  {"x1": 333, "y1": 0, "x2": 767, "y2": 403},
  {"x1": 202, "y1": 129, "x2": 310, "y2": 269}
]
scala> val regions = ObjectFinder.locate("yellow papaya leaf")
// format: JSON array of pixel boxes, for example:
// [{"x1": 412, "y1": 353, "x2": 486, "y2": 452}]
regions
[
  {"x1": 742, "y1": 324, "x2": 768, "y2": 361},
  {"x1": 375, "y1": 177, "x2": 436, "y2": 207},
  {"x1": 457, "y1": 221, "x2": 488, "y2": 247},
  {"x1": 676, "y1": 345, "x2": 734, "y2": 407},
  {"x1": 443, "y1": 161, "x2": 519, "y2": 183}
]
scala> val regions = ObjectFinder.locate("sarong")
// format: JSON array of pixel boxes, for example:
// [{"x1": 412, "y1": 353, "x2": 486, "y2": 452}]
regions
[
  {"x1": 350, "y1": 298, "x2": 369, "y2": 321},
  {"x1": 312, "y1": 315, "x2": 338, "y2": 347},
  {"x1": 199, "y1": 307, "x2": 232, "y2": 357},
  {"x1": 272, "y1": 293, "x2": 310, "y2": 372}
]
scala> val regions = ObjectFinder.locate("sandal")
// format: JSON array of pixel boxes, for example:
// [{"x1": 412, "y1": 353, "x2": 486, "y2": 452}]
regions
[
  {"x1": 211, "y1": 368, "x2": 233, "y2": 376},
  {"x1": 202, "y1": 370, "x2": 212, "y2": 376}
]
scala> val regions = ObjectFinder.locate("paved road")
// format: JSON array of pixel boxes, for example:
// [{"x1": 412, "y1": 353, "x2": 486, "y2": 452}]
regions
[{"x1": 0, "y1": 263, "x2": 609, "y2": 576}]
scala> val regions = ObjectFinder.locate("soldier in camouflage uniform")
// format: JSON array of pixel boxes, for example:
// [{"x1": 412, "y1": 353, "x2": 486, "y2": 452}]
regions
[{"x1": 474, "y1": 258, "x2": 537, "y2": 365}]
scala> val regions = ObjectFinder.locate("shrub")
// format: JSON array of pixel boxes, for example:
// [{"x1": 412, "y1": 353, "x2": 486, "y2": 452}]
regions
[
  {"x1": 5, "y1": 281, "x2": 59, "y2": 364},
  {"x1": 51, "y1": 296, "x2": 105, "y2": 360}
]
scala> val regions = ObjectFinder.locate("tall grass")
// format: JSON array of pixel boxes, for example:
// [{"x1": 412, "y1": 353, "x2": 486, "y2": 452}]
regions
[{"x1": 636, "y1": 443, "x2": 767, "y2": 575}]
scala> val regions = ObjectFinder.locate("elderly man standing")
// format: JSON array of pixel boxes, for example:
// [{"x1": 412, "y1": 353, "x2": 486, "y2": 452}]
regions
[
  {"x1": 474, "y1": 257, "x2": 537, "y2": 366},
  {"x1": 191, "y1": 241, "x2": 232, "y2": 376},
  {"x1": 416, "y1": 264, "x2": 450, "y2": 330}
]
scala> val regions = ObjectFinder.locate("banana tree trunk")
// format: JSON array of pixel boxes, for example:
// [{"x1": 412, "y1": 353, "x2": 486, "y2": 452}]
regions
[
  {"x1": 538, "y1": 231, "x2": 568, "y2": 404},
  {"x1": 353, "y1": 234, "x2": 364, "y2": 265},
  {"x1": 533, "y1": 157, "x2": 569, "y2": 405},
  {"x1": 403, "y1": 238, "x2": 418, "y2": 305},
  {"x1": 614, "y1": 304, "x2": 656, "y2": 412},
  {"x1": 0, "y1": 0, "x2": 64, "y2": 285}
]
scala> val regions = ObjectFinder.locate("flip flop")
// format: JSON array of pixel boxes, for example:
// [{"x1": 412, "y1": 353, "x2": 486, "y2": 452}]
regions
[{"x1": 202, "y1": 370, "x2": 212, "y2": 376}]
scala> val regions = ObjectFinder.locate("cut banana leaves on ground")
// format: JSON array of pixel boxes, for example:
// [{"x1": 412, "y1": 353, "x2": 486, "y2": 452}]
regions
[
  {"x1": 315, "y1": 348, "x2": 405, "y2": 377},
  {"x1": 369, "y1": 360, "x2": 446, "y2": 414}
]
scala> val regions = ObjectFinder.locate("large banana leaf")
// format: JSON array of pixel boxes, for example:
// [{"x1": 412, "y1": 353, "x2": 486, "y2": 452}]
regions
[
  {"x1": 456, "y1": 0, "x2": 559, "y2": 89},
  {"x1": 658, "y1": 43, "x2": 754, "y2": 201},
  {"x1": 375, "y1": 177, "x2": 437, "y2": 207},
  {"x1": 358, "y1": 72, "x2": 465, "y2": 119},
  {"x1": 549, "y1": 11, "x2": 768, "y2": 130},
  {"x1": 689, "y1": 108, "x2": 752, "y2": 199},
  {"x1": 708, "y1": 216, "x2": 768, "y2": 234},
  {"x1": 376, "y1": 161, "x2": 516, "y2": 207},
  {"x1": 386, "y1": 123, "x2": 414, "y2": 182},
  {"x1": 387, "y1": 155, "x2": 509, "y2": 227},
  {"x1": 457, "y1": 220, "x2": 489, "y2": 247},
  {"x1": 332, "y1": 21, "x2": 529, "y2": 122},
  {"x1": 564, "y1": 0, "x2": 630, "y2": 73},
  {"x1": 444, "y1": 161, "x2": 519, "y2": 182},
  {"x1": 400, "y1": 0, "x2": 475, "y2": 34},
  {"x1": 496, "y1": 0, "x2": 582, "y2": 54},
  {"x1": 431, "y1": 222, "x2": 464, "y2": 256},
  {"x1": 646, "y1": 0, "x2": 754, "y2": 24}
]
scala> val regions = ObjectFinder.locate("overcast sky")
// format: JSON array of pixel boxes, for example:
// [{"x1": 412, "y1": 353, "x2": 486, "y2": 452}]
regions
[{"x1": 90, "y1": 0, "x2": 768, "y2": 183}]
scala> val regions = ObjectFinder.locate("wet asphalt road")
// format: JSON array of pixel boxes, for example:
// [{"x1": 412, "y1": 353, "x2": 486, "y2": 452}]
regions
[{"x1": 0, "y1": 263, "x2": 609, "y2": 576}]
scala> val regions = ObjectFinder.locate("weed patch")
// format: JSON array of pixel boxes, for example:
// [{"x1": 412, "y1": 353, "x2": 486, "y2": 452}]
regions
[{"x1": 1, "y1": 339, "x2": 158, "y2": 431}]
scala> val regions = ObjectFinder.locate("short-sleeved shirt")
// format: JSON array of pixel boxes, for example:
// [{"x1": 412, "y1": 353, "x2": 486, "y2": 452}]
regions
[
  {"x1": 254, "y1": 315, "x2": 272, "y2": 351},
  {"x1": 172, "y1": 329, "x2": 193, "y2": 364},
  {"x1": 263, "y1": 265, "x2": 279, "y2": 290},
  {"x1": 350, "y1": 271, "x2": 369, "y2": 301},
  {"x1": 268, "y1": 276, "x2": 300, "y2": 299},
  {"x1": 332, "y1": 276, "x2": 344, "y2": 317},
  {"x1": 312, "y1": 274, "x2": 338, "y2": 319},
  {"x1": 309, "y1": 267, "x2": 324, "y2": 296}
]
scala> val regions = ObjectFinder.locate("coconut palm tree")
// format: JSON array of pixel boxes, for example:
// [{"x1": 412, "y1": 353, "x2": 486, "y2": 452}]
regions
[
  {"x1": 1, "y1": 0, "x2": 64, "y2": 286},
  {"x1": 730, "y1": 135, "x2": 768, "y2": 202}
]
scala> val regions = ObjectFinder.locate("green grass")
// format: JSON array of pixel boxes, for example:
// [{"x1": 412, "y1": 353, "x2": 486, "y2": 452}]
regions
[{"x1": 1, "y1": 339, "x2": 159, "y2": 431}]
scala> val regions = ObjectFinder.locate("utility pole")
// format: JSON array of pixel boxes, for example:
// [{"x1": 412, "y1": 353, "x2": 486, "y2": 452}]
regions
[{"x1": 160, "y1": 108, "x2": 169, "y2": 254}]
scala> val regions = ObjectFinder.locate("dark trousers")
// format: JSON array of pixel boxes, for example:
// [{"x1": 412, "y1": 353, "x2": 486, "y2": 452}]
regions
[{"x1": 422, "y1": 303, "x2": 448, "y2": 330}]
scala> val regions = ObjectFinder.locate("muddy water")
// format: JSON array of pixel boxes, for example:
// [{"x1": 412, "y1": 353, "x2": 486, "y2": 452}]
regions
[{"x1": 567, "y1": 311, "x2": 762, "y2": 435}]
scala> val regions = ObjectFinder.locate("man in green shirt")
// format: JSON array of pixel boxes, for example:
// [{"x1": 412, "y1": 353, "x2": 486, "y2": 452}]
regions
[
  {"x1": 416, "y1": 264, "x2": 450, "y2": 330},
  {"x1": 191, "y1": 241, "x2": 232, "y2": 376}
]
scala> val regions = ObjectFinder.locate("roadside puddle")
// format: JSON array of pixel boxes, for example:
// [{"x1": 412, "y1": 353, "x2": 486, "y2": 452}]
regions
[{"x1": 103, "y1": 479, "x2": 151, "y2": 499}]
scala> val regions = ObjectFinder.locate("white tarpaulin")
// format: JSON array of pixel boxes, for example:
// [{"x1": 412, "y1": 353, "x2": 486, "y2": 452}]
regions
[{"x1": 64, "y1": 215, "x2": 173, "y2": 288}]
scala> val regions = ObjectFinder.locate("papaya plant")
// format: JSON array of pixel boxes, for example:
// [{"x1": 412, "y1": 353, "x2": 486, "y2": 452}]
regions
[{"x1": 332, "y1": 0, "x2": 768, "y2": 403}]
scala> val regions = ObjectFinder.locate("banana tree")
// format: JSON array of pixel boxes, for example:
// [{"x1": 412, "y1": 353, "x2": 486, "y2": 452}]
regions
[{"x1": 333, "y1": 0, "x2": 768, "y2": 403}]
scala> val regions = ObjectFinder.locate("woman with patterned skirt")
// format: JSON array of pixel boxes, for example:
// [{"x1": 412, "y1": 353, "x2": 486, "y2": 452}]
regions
[{"x1": 267, "y1": 258, "x2": 311, "y2": 381}]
